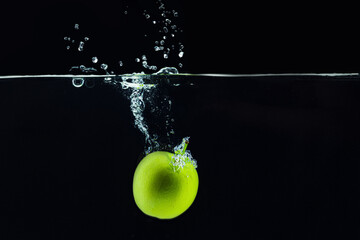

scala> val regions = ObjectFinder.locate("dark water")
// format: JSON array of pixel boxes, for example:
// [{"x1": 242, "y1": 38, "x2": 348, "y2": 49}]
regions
[{"x1": 0, "y1": 74, "x2": 359, "y2": 239}]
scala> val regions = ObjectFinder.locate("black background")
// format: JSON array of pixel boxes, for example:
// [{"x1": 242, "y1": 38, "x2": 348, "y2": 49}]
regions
[{"x1": 0, "y1": 0, "x2": 359, "y2": 240}]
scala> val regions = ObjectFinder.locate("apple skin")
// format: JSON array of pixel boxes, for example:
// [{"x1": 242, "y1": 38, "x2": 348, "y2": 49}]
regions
[{"x1": 133, "y1": 151, "x2": 199, "y2": 219}]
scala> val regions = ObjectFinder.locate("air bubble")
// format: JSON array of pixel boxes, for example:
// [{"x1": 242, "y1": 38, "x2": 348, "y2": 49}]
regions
[{"x1": 72, "y1": 78, "x2": 84, "y2": 88}]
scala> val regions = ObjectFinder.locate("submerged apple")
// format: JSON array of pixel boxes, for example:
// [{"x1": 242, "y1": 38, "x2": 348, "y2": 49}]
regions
[{"x1": 133, "y1": 138, "x2": 198, "y2": 219}]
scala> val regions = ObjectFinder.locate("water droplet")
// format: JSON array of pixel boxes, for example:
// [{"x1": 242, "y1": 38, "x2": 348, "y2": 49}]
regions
[
  {"x1": 165, "y1": 19, "x2": 171, "y2": 24},
  {"x1": 178, "y1": 51, "x2": 184, "y2": 58},
  {"x1": 119, "y1": 61, "x2": 123, "y2": 67},
  {"x1": 160, "y1": 40, "x2": 165, "y2": 45},
  {"x1": 163, "y1": 53, "x2": 168, "y2": 59},
  {"x1": 153, "y1": 20, "x2": 156, "y2": 24},
  {"x1": 92, "y1": 57, "x2": 98, "y2": 63},
  {"x1": 171, "y1": 34, "x2": 175, "y2": 37},
  {"x1": 84, "y1": 37, "x2": 89, "y2": 41},
  {"x1": 135, "y1": 58, "x2": 140, "y2": 62},
  {"x1": 154, "y1": 46, "x2": 160, "y2": 51},
  {"x1": 72, "y1": 78, "x2": 84, "y2": 88},
  {"x1": 74, "y1": 24, "x2": 79, "y2": 30},
  {"x1": 100, "y1": 63, "x2": 108, "y2": 70},
  {"x1": 66, "y1": 46, "x2": 70, "y2": 50},
  {"x1": 163, "y1": 27, "x2": 168, "y2": 33},
  {"x1": 149, "y1": 66, "x2": 157, "y2": 71},
  {"x1": 159, "y1": 3, "x2": 165, "y2": 10},
  {"x1": 64, "y1": 36, "x2": 68, "y2": 40},
  {"x1": 142, "y1": 55, "x2": 147, "y2": 61},
  {"x1": 178, "y1": 63, "x2": 183, "y2": 68},
  {"x1": 124, "y1": 10, "x2": 128, "y2": 15},
  {"x1": 145, "y1": 14, "x2": 150, "y2": 19},
  {"x1": 163, "y1": 36, "x2": 166, "y2": 40},
  {"x1": 173, "y1": 11, "x2": 179, "y2": 17},
  {"x1": 78, "y1": 41, "x2": 84, "y2": 51}
]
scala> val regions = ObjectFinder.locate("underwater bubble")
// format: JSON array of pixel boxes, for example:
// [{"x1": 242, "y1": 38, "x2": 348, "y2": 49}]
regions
[
  {"x1": 85, "y1": 79, "x2": 95, "y2": 88},
  {"x1": 74, "y1": 24, "x2": 79, "y2": 30},
  {"x1": 72, "y1": 78, "x2": 84, "y2": 88},
  {"x1": 92, "y1": 57, "x2": 98, "y2": 63}
]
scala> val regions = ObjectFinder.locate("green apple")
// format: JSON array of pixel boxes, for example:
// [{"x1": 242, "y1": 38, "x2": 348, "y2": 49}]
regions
[{"x1": 133, "y1": 138, "x2": 198, "y2": 219}]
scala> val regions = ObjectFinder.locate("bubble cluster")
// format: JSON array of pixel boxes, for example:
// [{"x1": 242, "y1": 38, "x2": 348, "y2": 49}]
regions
[{"x1": 170, "y1": 137, "x2": 197, "y2": 172}]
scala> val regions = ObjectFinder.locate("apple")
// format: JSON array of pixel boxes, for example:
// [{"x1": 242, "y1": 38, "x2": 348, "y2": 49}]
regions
[{"x1": 133, "y1": 138, "x2": 198, "y2": 219}]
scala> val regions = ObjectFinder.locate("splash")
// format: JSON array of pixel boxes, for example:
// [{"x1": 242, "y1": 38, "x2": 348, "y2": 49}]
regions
[
  {"x1": 119, "y1": 67, "x2": 177, "y2": 153},
  {"x1": 65, "y1": 1, "x2": 188, "y2": 155}
]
